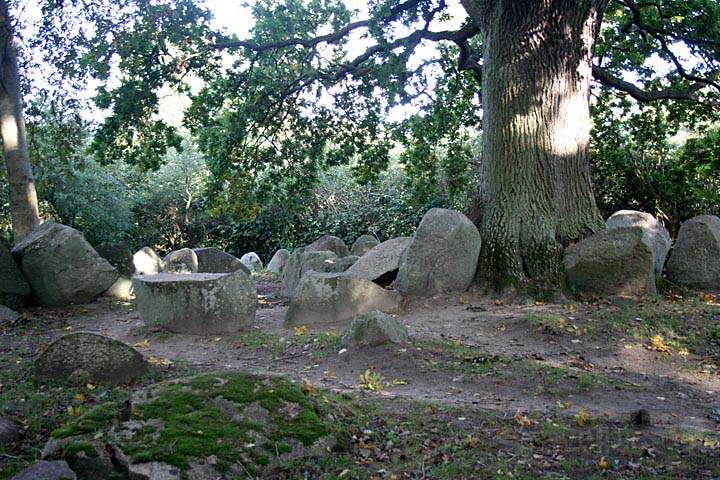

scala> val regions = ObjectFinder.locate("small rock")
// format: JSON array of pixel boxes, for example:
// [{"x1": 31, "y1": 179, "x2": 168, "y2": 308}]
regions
[
  {"x1": 240, "y1": 252, "x2": 263, "y2": 272},
  {"x1": 35, "y1": 332, "x2": 148, "y2": 385},
  {"x1": 350, "y1": 235, "x2": 380, "y2": 257},
  {"x1": 0, "y1": 417, "x2": 21, "y2": 446},
  {"x1": 0, "y1": 305, "x2": 20, "y2": 326},
  {"x1": 341, "y1": 311, "x2": 409, "y2": 347},
  {"x1": 10, "y1": 460, "x2": 76, "y2": 480},
  {"x1": 267, "y1": 249, "x2": 290, "y2": 275},
  {"x1": 193, "y1": 247, "x2": 249, "y2": 274},
  {"x1": 162, "y1": 248, "x2": 198, "y2": 274},
  {"x1": 630, "y1": 409, "x2": 651, "y2": 427},
  {"x1": 133, "y1": 247, "x2": 163, "y2": 275},
  {"x1": 306, "y1": 235, "x2": 349, "y2": 257}
]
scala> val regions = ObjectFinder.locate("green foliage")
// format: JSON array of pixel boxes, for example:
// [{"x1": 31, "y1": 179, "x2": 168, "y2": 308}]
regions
[{"x1": 591, "y1": 91, "x2": 720, "y2": 233}]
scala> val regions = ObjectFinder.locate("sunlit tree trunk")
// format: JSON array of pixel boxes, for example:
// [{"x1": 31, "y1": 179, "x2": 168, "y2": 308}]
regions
[
  {"x1": 463, "y1": 0, "x2": 607, "y2": 293},
  {"x1": 0, "y1": 0, "x2": 40, "y2": 243}
]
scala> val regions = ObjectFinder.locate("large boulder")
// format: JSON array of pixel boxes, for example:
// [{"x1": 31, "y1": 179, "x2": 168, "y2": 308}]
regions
[
  {"x1": 606, "y1": 210, "x2": 671, "y2": 276},
  {"x1": 240, "y1": 252, "x2": 263, "y2": 272},
  {"x1": 193, "y1": 247, "x2": 249, "y2": 274},
  {"x1": 133, "y1": 271, "x2": 258, "y2": 335},
  {"x1": 350, "y1": 235, "x2": 380, "y2": 257},
  {"x1": 281, "y1": 250, "x2": 337, "y2": 297},
  {"x1": 10, "y1": 461, "x2": 76, "y2": 480},
  {"x1": 346, "y1": 237, "x2": 412, "y2": 284},
  {"x1": 0, "y1": 242, "x2": 29, "y2": 309},
  {"x1": 35, "y1": 333, "x2": 148, "y2": 385},
  {"x1": 95, "y1": 241, "x2": 135, "y2": 276},
  {"x1": 133, "y1": 247, "x2": 163, "y2": 275},
  {"x1": 666, "y1": 215, "x2": 720, "y2": 289},
  {"x1": 267, "y1": 248, "x2": 290, "y2": 275},
  {"x1": 285, "y1": 272, "x2": 401, "y2": 326},
  {"x1": 162, "y1": 248, "x2": 198, "y2": 274},
  {"x1": 306, "y1": 235, "x2": 349, "y2": 257},
  {"x1": 563, "y1": 227, "x2": 656, "y2": 297},
  {"x1": 11, "y1": 222, "x2": 118, "y2": 306},
  {"x1": 341, "y1": 310, "x2": 409, "y2": 348},
  {"x1": 396, "y1": 209, "x2": 481, "y2": 297}
]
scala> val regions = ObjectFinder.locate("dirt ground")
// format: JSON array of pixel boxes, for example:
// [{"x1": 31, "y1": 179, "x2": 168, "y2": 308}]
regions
[{"x1": 6, "y1": 274, "x2": 719, "y2": 438}]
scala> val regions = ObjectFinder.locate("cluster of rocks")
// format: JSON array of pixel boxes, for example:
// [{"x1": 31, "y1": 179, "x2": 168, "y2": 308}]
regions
[
  {"x1": 564, "y1": 211, "x2": 720, "y2": 296},
  {"x1": 270, "y1": 208, "x2": 482, "y2": 327}
]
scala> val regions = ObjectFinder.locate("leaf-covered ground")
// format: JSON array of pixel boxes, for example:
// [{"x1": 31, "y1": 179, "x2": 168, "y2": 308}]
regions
[{"x1": 1, "y1": 275, "x2": 718, "y2": 478}]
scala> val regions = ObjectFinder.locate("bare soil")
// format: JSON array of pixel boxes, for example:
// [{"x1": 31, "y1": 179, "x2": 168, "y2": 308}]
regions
[{"x1": 9, "y1": 276, "x2": 720, "y2": 432}]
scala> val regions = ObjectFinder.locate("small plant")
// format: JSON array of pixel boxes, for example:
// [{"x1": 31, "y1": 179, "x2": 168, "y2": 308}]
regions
[
  {"x1": 523, "y1": 313, "x2": 574, "y2": 335},
  {"x1": 359, "y1": 368, "x2": 384, "y2": 392}
]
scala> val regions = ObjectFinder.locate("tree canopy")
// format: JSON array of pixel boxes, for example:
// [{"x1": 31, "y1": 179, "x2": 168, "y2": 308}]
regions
[{"x1": 24, "y1": 0, "x2": 715, "y2": 219}]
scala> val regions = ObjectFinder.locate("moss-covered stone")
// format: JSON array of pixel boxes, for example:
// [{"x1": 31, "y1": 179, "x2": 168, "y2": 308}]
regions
[{"x1": 51, "y1": 372, "x2": 340, "y2": 479}]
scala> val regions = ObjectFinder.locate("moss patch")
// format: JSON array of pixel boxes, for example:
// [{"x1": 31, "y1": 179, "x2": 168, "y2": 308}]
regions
[{"x1": 65, "y1": 373, "x2": 336, "y2": 474}]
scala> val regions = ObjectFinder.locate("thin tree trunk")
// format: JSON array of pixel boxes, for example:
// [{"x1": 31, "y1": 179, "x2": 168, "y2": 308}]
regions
[
  {"x1": 0, "y1": 0, "x2": 40, "y2": 243},
  {"x1": 464, "y1": 0, "x2": 606, "y2": 293}
]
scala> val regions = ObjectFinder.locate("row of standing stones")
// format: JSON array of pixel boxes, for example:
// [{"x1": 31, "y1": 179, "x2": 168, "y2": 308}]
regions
[{"x1": 3, "y1": 209, "x2": 720, "y2": 479}]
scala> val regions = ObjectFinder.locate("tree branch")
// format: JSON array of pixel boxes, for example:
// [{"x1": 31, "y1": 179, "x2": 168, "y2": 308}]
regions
[
  {"x1": 617, "y1": 0, "x2": 720, "y2": 92},
  {"x1": 592, "y1": 65, "x2": 706, "y2": 102}
]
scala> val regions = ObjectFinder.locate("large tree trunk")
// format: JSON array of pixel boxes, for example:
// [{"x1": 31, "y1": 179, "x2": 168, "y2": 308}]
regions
[
  {"x1": 0, "y1": 0, "x2": 40, "y2": 243},
  {"x1": 464, "y1": 0, "x2": 606, "y2": 293}
]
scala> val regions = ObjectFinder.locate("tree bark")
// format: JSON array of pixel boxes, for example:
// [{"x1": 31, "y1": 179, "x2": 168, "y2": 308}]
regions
[
  {"x1": 0, "y1": 0, "x2": 40, "y2": 243},
  {"x1": 464, "y1": 0, "x2": 606, "y2": 293}
]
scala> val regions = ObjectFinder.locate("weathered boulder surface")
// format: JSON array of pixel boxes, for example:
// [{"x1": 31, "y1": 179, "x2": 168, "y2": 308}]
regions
[
  {"x1": 35, "y1": 333, "x2": 147, "y2": 385},
  {"x1": 322, "y1": 255, "x2": 358, "y2": 273},
  {"x1": 11, "y1": 222, "x2": 118, "y2": 306},
  {"x1": 606, "y1": 210, "x2": 671, "y2": 276},
  {"x1": 0, "y1": 242, "x2": 29, "y2": 309},
  {"x1": 563, "y1": 227, "x2": 656, "y2": 297},
  {"x1": 194, "y1": 247, "x2": 249, "y2": 274},
  {"x1": 306, "y1": 235, "x2": 349, "y2": 257},
  {"x1": 133, "y1": 271, "x2": 257, "y2": 334},
  {"x1": 10, "y1": 461, "x2": 76, "y2": 480},
  {"x1": 240, "y1": 252, "x2": 263, "y2": 272},
  {"x1": 51, "y1": 372, "x2": 337, "y2": 479},
  {"x1": 0, "y1": 305, "x2": 20, "y2": 325},
  {"x1": 666, "y1": 214, "x2": 720, "y2": 289},
  {"x1": 162, "y1": 248, "x2": 198, "y2": 274},
  {"x1": 281, "y1": 250, "x2": 336, "y2": 297},
  {"x1": 285, "y1": 272, "x2": 401, "y2": 326},
  {"x1": 267, "y1": 248, "x2": 290, "y2": 275},
  {"x1": 396, "y1": 209, "x2": 481, "y2": 297},
  {"x1": 133, "y1": 247, "x2": 163, "y2": 275},
  {"x1": 346, "y1": 237, "x2": 412, "y2": 284},
  {"x1": 0, "y1": 417, "x2": 21, "y2": 446},
  {"x1": 350, "y1": 235, "x2": 380, "y2": 257},
  {"x1": 95, "y1": 241, "x2": 135, "y2": 276},
  {"x1": 341, "y1": 310, "x2": 409, "y2": 348}
]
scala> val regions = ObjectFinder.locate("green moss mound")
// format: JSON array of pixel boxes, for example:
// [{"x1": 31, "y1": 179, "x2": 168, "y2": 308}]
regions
[{"x1": 52, "y1": 372, "x2": 338, "y2": 476}]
